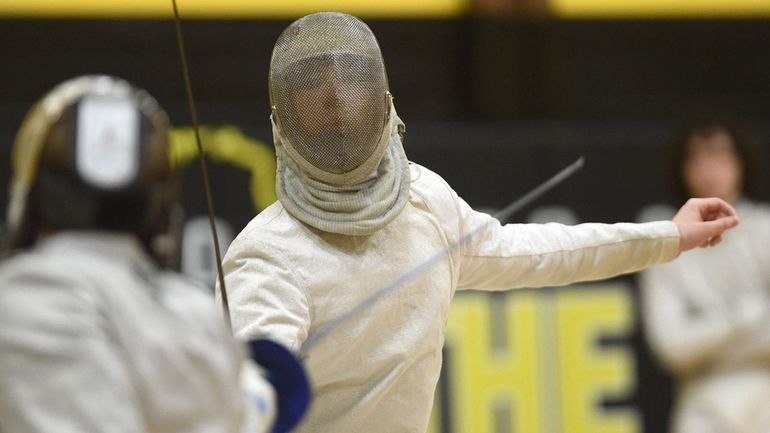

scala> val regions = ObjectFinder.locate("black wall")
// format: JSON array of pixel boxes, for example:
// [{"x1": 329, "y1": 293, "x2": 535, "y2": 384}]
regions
[{"x1": 2, "y1": 18, "x2": 769, "y2": 219}]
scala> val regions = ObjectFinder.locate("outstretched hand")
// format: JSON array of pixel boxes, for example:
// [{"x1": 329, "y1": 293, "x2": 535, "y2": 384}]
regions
[{"x1": 673, "y1": 197, "x2": 739, "y2": 253}]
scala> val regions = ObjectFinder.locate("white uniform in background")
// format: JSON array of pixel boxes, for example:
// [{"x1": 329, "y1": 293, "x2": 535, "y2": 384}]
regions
[
  {"x1": 0, "y1": 232, "x2": 274, "y2": 433},
  {"x1": 641, "y1": 199, "x2": 770, "y2": 433},
  {"x1": 223, "y1": 162, "x2": 681, "y2": 433}
]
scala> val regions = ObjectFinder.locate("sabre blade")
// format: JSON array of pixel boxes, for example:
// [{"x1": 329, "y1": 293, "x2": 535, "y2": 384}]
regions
[{"x1": 171, "y1": 0, "x2": 232, "y2": 332}]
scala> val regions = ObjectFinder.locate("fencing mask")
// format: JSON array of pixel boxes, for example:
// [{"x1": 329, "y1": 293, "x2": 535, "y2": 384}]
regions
[
  {"x1": 5, "y1": 75, "x2": 180, "y2": 265},
  {"x1": 269, "y1": 12, "x2": 411, "y2": 236}
]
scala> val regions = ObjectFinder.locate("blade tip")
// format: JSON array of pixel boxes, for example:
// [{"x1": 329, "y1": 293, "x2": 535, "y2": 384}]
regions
[{"x1": 575, "y1": 156, "x2": 586, "y2": 169}]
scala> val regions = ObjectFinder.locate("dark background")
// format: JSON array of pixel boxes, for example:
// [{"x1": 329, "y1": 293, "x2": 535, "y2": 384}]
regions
[{"x1": 2, "y1": 17, "x2": 769, "y2": 433}]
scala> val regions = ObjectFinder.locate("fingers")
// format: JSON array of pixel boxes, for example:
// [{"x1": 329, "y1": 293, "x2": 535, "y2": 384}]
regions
[
  {"x1": 698, "y1": 217, "x2": 738, "y2": 249},
  {"x1": 715, "y1": 215, "x2": 740, "y2": 230},
  {"x1": 674, "y1": 197, "x2": 740, "y2": 253},
  {"x1": 695, "y1": 197, "x2": 738, "y2": 219},
  {"x1": 677, "y1": 212, "x2": 739, "y2": 253},
  {"x1": 705, "y1": 216, "x2": 739, "y2": 236},
  {"x1": 699, "y1": 235, "x2": 723, "y2": 249},
  {"x1": 673, "y1": 197, "x2": 738, "y2": 227}
]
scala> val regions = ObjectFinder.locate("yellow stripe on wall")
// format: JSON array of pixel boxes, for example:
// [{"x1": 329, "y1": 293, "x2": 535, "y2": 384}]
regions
[
  {"x1": 0, "y1": 0, "x2": 469, "y2": 19},
  {"x1": 551, "y1": 0, "x2": 770, "y2": 18}
]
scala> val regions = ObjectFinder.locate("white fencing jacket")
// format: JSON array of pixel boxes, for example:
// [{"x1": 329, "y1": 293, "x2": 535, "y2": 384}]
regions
[
  {"x1": 640, "y1": 200, "x2": 770, "y2": 433},
  {"x1": 0, "y1": 232, "x2": 272, "y2": 433},
  {"x1": 222, "y1": 163, "x2": 680, "y2": 433}
]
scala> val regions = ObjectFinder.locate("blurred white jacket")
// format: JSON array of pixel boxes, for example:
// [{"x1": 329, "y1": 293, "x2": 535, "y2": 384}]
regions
[
  {"x1": 641, "y1": 200, "x2": 770, "y2": 433},
  {"x1": 0, "y1": 232, "x2": 273, "y2": 433},
  {"x1": 222, "y1": 163, "x2": 680, "y2": 433}
]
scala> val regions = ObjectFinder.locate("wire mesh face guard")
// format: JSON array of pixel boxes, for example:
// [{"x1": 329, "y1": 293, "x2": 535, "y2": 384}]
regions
[{"x1": 269, "y1": 12, "x2": 390, "y2": 181}]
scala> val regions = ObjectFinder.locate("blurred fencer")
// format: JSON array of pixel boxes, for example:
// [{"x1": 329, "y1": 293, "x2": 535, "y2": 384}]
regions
[
  {"x1": 0, "y1": 75, "x2": 308, "y2": 433},
  {"x1": 220, "y1": 12, "x2": 740, "y2": 433}
]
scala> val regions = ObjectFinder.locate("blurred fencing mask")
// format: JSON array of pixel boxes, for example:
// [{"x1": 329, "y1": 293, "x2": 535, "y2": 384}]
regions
[
  {"x1": 5, "y1": 75, "x2": 180, "y2": 264},
  {"x1": 269, "y1": 12, "x2": 411, "y2": 236}
]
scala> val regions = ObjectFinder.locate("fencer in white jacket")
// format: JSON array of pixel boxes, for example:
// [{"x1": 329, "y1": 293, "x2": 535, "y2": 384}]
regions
[
  {"x1": 224, "y1": 13, "x2": 737, "y2": 433},
  {"x1": 220, "y1": 12, "x2": 739, "y2": 433},
  {"x1": 0, "y1": 232, "x2": 274, "y2": 433},
  {"x1": 0, "y1": 76, "x2": 308, "y2": 433}
]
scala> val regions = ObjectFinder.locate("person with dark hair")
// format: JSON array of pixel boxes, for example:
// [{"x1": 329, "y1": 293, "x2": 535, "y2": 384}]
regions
[
  {"x1": 0, "y1": 75, "x2": 309, "y2": 433},
  {"x1": 640, "y1": 113, "x2": 770, "y2": 433},
  {"x1": 663, "y1": 112, "x2": 765, "y2": 205}
]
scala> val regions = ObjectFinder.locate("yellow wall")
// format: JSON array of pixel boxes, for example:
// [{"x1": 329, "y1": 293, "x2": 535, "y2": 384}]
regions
[
  {"x1": 550, "y1": 0, "x2": 770, "y2": 18},
  {"x1": 0, "y1": 0, "x2": 469, "y2": 19},
  {"x1": 3, "y1": 0, "x2": 767, "y2": 19}
]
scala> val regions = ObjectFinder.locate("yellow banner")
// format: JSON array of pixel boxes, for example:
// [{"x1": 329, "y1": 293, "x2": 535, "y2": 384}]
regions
[
  {"x1": 428, "y1": 284, "x2": 640, "y2": 433},
  {"x1": 0, "y1": 0, "x2": 469, "y2": 19},
  {"x1": 551, "y1": 0, "x2": 770, "y2": 18}
]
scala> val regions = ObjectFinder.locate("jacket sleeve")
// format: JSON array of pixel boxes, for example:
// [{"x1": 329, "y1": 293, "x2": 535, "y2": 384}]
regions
[
  {"x1": 219, "y1": 236, "x2": 311, "y2": 353},
  {"x1": 0, "y1": 266, "x2": 143, "y2": 433},
  {"x1": 451, "y1": 193, "x2": 681, "y2": 291}
]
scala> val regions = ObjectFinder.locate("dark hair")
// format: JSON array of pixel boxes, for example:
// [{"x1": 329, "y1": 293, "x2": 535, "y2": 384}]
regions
[{"x1": 664, "y1": 111, "x2": 765, "y2": 203}]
